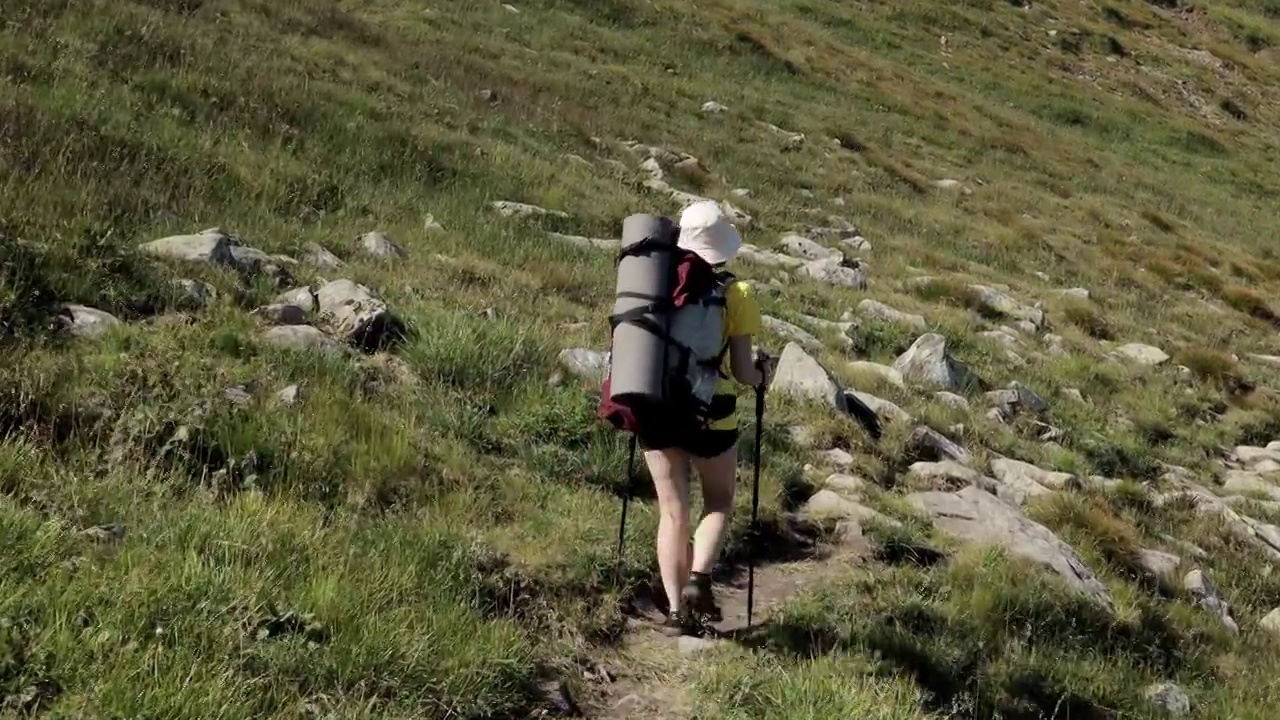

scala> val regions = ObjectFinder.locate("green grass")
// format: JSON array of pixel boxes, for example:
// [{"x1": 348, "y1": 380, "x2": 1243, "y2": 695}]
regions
[{"x1": 5, "y1": 0, "x2": 1280, "y2": 716}]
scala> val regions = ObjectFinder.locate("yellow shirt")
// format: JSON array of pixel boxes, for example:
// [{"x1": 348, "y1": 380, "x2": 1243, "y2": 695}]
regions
[{"x1": 708, "y1": 279, "x2": 762, "y2": 432}]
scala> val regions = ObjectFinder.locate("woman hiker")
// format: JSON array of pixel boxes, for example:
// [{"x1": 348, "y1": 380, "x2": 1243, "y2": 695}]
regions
[{"x1": 641, "y1": 200, "x2": 769, "y2": 636}]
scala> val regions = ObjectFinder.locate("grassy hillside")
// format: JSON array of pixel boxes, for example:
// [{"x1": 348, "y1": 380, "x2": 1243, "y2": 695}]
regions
[{"x1": 4, "y1": 0, "x2": 1280, "y2": 717}]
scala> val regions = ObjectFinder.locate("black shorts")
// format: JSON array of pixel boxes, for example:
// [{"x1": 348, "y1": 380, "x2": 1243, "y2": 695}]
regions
[{"x1": 639, "y1": 427, "x2": 739, "y2": 459}]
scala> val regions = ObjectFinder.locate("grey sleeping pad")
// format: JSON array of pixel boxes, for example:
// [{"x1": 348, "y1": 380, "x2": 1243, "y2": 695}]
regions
[{"x1": 609, "y1": 214, "x2": 679, "y2": 402}]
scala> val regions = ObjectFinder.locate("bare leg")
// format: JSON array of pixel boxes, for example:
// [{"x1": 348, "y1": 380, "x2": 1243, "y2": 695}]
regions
[
  {"x1": 642, "y1": 447, "x2": 692, "y2": 614},
  {"x1": 690, "y1": 443, "x2": 738, "y2": 575}
]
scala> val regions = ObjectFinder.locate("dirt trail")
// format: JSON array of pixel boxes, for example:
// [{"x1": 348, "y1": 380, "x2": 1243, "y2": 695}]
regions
[{"x1": 577, "y1": 535, "x2": 869, "y2": 719}]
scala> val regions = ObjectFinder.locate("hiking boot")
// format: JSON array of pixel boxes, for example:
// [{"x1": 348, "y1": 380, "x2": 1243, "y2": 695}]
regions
[
  {"x1": 680, "y1": 572, "x2": 722, "y2": 623},
  {"x1": 659, "y1": 608, "x2": 699, "y2": 637}
]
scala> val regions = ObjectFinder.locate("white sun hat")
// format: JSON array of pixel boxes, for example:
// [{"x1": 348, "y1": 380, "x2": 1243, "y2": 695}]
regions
[{"x1": 677, "y1": 200, "x2": 742, "y2": 265}]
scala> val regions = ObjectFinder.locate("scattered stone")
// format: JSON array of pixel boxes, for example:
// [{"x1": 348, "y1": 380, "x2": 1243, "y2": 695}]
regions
[
  {"x1": 770, "y1": 343, "x2": 846, "y2": 413},
  {"x1": 1145, "y1": 683, "x2": 1191, "y2": 717},
  {"x1": 1137, "y1": 549, "x2": 1182, "y2": 580},
  {"x1": 894, "y1": 334, "x2": 977, "y2": 391},
  {"x1": 1057, "y1": 287, "x2": 1091, "y2": 300},
  {"x1": 1184, "y1": 569, "x2": 1239, "y2": 634},
  {"x1": 303, "y1": 242, "x2": 344, "y2": 269},
  {"x1": 254, "y1": 303, "x2": 309, "y2": 326},
  {"x1": 223, "y1": 386, "x2": 252, "y2": 406},
  {"x1": 933, "y1": 391, "x2": 970, "y2": 410},
  {"x1": 1061, "y1": 388, "x2": 1085, "y2": 403},
  {"x1": 1235, "y1": 445, "x2": 1280, "y2": 467},
  {"x1": 1043, "y1": 333, "x2": 1068, "y2": 357},
  {"x1": 802, "y1": 489, "x2": 897, "y2": 527},
  {"x1": 909, "y1": 486, "x2": 1115, "y2": 610},
  {"x1": 984, "y1": 381, "x2": 1050, "y2": 421},
  {"x1": 78, "y1": 523, "x2": 126, "y2": 543},
  {"x1": 795, "y1": 314, "x2": 855, "y2": 349},
  {"x1": 980, "y1": 329, "x2": 1020, "y2": 349},
  {"x1": 1247, "y1": 354, "x2": 1280, "y2": 368},
  {"x1": 730, "y1": 188, "x2": 751, "y2": 199},
  {"x1": 848, "y1": 391, "x2": 911, "y2": 425},
  {"x1": 934, "y1": 178, "x2": 963, "y2": 190},
  {"x1": 907, "y1": 426, "x2": 973, "y2": 466},
  {"x1": 1115, "y1": 343, "x2": 1170, "y2": 366},
  {"x1": 985, "y1": 458, "x2": 1057, "y2": 506},
  {"x1": 824, "y1": 473, "x2": 866, "y2": 495},
  {"x1": 261, "y1": 325, "x2": 344, "y2": 354},
  {"x1": 359, "y1": 231, "x2": 405, "y2": 259},
  {"x1": 841, "y1": 236, "x2": 871, "y2": 254},
  {"x1": 276, "y1": 384, "x2": 300, "y2": 407},
  {"x1": 798, "y1": 256, "x2": 868, "y2": 290},
  {"x1": 907, "y1": 461, "x2": 985, "y2": 491},
  {"x1": 701, "y1": 100, "x2": 729, "y2": 114},
  {"x1": 547, "y1": 232, "x2": 617, "y2": 251},
  {"x1": 857, "y1": 299, "x2": 927, "y2": 331},
  {"x1": 779, "y1": 233, "x2": 836, "y2": 261},
  {"x1": 174, "y1": 279, "x2": 216, "y2": 309},
  {"x1": 1261, "y1": 608, "x2": 1280, "y2": 637},
  {"x1": 991, "y1": 457, "x2": 1075, "y2": 491},
  {"x1": 848, "y1": 361, "x2": 904, "y2": 389},
  {"x1": 738, "y1": 243, "x2": 803, "y2": 267},
  {"x1": 762, "y1": 316, "x2": 822, "y2": 352},
  {"x1": 492, "y1": 201, "x2": 570, "y2": 219},
  {"x1": 138, "y1": 228, "x2": 235, "y2": 265},
  {"x1": 557, "y1": 348, "x2": 609, "y2": 383},
  {"x1": 56, "y1": 304, "x2": 121, "y2": 339},
  {"x1": 759, "y1": 122, "x2": 805, "y2": 150},
  {"x1": 818, "y1": 449, "x2": 856, "y2": 470},
  {"x1": 967, "y1": 285, "x2": 1047, "y2": 330},
  {"x1": 316, "y1": 279, "x2": 404, "y2": 349},
  {"x1": 276, "y1": 287, "x2": 317, "y2": 315},
  {"x1": 1221, "y1": 470, "x2": 1280, "y2": 501}
]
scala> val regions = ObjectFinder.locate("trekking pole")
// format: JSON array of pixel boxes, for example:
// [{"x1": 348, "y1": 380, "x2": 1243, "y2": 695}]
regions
[
  {"x1": 614, "y1": 434, "x2": 638, "y2": 588},
  {"x1": 746, "y1": 378, "x2": 766, "y2": 629}
]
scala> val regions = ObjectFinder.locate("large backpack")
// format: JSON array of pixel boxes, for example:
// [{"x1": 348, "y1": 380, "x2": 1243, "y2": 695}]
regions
[{"x1": 597, "y1": 244, "x2": 736, "y2": 442}]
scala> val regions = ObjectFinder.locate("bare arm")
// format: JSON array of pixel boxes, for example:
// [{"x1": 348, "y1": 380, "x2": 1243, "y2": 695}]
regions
[{"x1": 728, "y1": 334, "x2": 764, "y2": 386}]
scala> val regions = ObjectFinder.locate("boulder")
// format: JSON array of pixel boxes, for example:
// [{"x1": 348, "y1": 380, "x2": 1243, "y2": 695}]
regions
[
  {"x1": 848, "y1": 361, "x2": 904, "y2": 389},
  {"x1": 303, "y1": 243, "x2": 344, "y2": 269},
  {"x1": 909, "y1": 486, "x2": 1114, "y2": 611},
  {"x1": 315, "y1": 279, "x2": 405, "y2": 349},
  {"x1": 557, "y1": 348, "x2": 609, "y2": 383},
  {"x1": 1114, "y1": 343, "x2": 1170, "y2": 366},
  {"x1": 991, "y1": 457, "x2": 1075, "y2": 491},
  {"x1": 1144, "y1": 683, "x2": 1191, "y2": 717},
  {"x1": 1184, "y1": 569, "x2": 1239, "y2": 634},
  {"x1": 907, "y1": 426, "x2": 973, "y2": 466},
  {"x1": 906, "y1": 461, "x2": 985, "y2": 492},
  {"x1": 762, "y1": 316, "x2": 822, "y2": 352},
  {"x1": 138, "y1": 228, "x2": 235, "y2": 265},
  {"x1": 894, "y1": 334, "x2": 977, "y2": 391},
  {"x1": 968, "y1": 285, "x2": 1047, "y2": 330},
  {"x1": 778, "y1": 233, "x2": 836, "y2": 260},
  {"x1": 798, "y1": 257, "x2": 868, "y2": 290},
  {"x1": 847, "y1": 391, "x2": 911, "y2": 425},
  {"x1": 933, "y1": 391, "x2": 970, "y2": 410},
  {"x1": 770, "y1": 343, "x2": 846, "y2": 413},
  {"x1": 261, "y1": 325, "x2": 344, "y2": 354},
  {"x1": 359, "y1": 231, "x2": 405, "y2": 259},
  {"x1": 56, "y1": 304, "x2": 121, "y2": 339},
  {"x1": 857, "y1": 299, "x2": 927, "y2": 331}
]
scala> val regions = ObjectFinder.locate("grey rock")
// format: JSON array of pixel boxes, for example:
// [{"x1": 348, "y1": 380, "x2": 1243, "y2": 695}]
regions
[
  {"x1": 779, "y1": 233, "x2": 836, "y2": 260},
  {"x1": 1261, "y1": 608, "x2": 1280, "y2": 637},
  {"x1": 138, "y1": 228, "x2": 235, "y2": 265},
  {"x1": 1058, "y1": 287, "x2": 1091, "y2": 300},
  {"x1": 1145, "y1": 683, "x2": 1191, "y2": 717},
  {"x1": 795, "y1": 314, "x2": 856, "y2": 349},
  {"x1": 894, "y1": 334, "x2": 977, "y2": 391},
  {"x1": 738, "y1": 243, "x2": 803, "y2": 267},
  {"x1": 1221, "y1": 470, "x2": 1280, "y2": 501},
  {"x1": 841, "y1": 236, "x2": 871, "y2": 254},
  {"x1": 907, "y1": 426, "x2": 973, "y2": 466},
  {"x1": 316, "y1": 279, "x2": 404, "y2": 348},
  {"x1": 491, "y1": 201, "x2": 570, "y2": 219},
  {"x1": 818, "y1": 449, "x2": 856, "y2": 470},
  {"x1": 276, "y1": 287, "x2": 317, "y2": 315},
  {"x1": 261, "y1": 325, "x2": 344, "y2": 354},
  {"x1": 824, "y1": 473, "x2": 866, "y2": 495},
  {"x1": 548, "y1": 232, "x2": 617, "y2": 251},
  {"x1": 858, "y1": 299, "x2": 927, "y2": 331},
  {"x1": 770, "y1": 343, "x2": 846, "y2": 413},
  {"x1": 303, "y1": 242, "x2": 344, "y2": 269},
  {"x1": 984, "y1": 381, "x2": 1049, "y2": 420},
  {"x1": 907, "y1": 461, "x2": 985, "y2": 491},
  {"x1": 174, "y1": 279, "x2": 216, "y2": 309},
  {"x1": 848, "y1": 361, "x2": 905, "y2": 389},
  {"x1": 56, "y1": 304, "x2": 121, "y2": 339},
  {"x1": 223, "y1": 386, "x2": 252, "y2": 406},
  {"x1": 980, "y1": 329, "x2": 1021, "y2": 349},
  {"x1": 276, "y1": 384, "x2": 300, "y2": 407},
  {"x1": 1061, "y1": 388, "x2": 1085, "y2": 403},
  {"x1": 1184, "y1": 569, "x2": 1239, "y2": 634},
  {"x1": 1235, "y1": 445, "x2": 1280, "y2": 467},
  {"x1": 1137, "y1": 548, "x2": 1181, "y2": 579},
  {"x1": 557, "y1": 348, "x2": 609, "y2": 382},
  {"x1": 933, "y1": 391, "x2": 970, "y2": 410},
  {"x1": 1154, "y1": 482, "x2": 1280, "y2": 565},
  {"x1": 798, "y1": 257, "x2": 868, "y2": 290},
  {"x1": 968, "y1": 284, "x2": 1047, "y2": 330},
  {"x1": 802, "y1": 490, "x2": 897, "y2": 528},
  {"x1": 991, "y1": 457, "x2": 1075, "y2": 491},
  {"x1": 359, "y1": 231, "x2": 405, "y2": 259},
  {"x1": 847, "y1": 391, "x2": 911, "y2": 425},
  {"x1": 762, "y1": 316, "x2": 822, "y2": 351},
  {"x1": 254, "y1": 303, "x2": 309, "y2": 326},
  {"x1": 701, "y1": 100, "x2": 729, "y2": 114},
  {"x1": 909, "y1": 486, "x2": 1114, "y2": 610},
  {"x1": 1114, "y1": 343, "x2": 1170, "y2": 366}
]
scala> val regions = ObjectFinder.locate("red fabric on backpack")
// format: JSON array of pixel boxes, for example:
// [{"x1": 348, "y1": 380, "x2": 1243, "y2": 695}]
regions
[{"x1": 596, "y1": 249, "x2": 720, "y2": 439}]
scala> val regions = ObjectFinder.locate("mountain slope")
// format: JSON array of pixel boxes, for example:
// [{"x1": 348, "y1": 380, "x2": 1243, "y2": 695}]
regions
[{"x1": 3, "y1": 0, "x2": 1280, "y2": 717}]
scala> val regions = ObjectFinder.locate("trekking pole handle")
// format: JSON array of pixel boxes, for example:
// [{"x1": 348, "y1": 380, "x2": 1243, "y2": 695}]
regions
[{"x1": 753, "y1": 348, "x2": 771, "y2": 390}]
